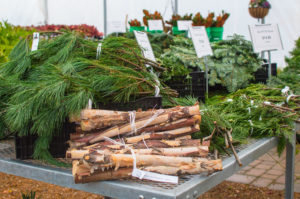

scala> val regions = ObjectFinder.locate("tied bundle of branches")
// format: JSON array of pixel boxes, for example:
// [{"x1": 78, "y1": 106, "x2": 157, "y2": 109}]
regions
[
  {"x1": 67, "y1": 104, "x2": 223, "y2": 183},
  {"x1": 0, "y1": 32, "x2": 176, "y2": 164}
]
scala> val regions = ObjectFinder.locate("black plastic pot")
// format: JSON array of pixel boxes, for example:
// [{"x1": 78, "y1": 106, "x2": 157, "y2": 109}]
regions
[
  {"x1": 166, "y1": 71, "x2": 206, "y2": 103},
  {"x1": 15, "y1": 121, "x2": 76, "y2": 160}
]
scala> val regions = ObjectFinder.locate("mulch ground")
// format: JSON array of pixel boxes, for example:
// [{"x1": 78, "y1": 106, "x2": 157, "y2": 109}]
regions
[{"x1": 1, "y1": 172, "x2": 300, "y2": 199}]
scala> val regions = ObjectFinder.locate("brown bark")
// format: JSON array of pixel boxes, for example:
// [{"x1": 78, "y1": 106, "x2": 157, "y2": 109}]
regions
[
  {"x1": 83, "y1": 153, "x2": 218, "y2": 170},
  {"x1": 125, "y1": 124, "x2": 200, "y2": 144},
  {"x1": 133, "y1": 139, "x2": 202, "y2": 149},
  {"x1": 175, "y1": 135, "x2": 192, "y2": 140},
  {"x1": 137, "y1": 115, "x2": 201, "y2": 134},
  {"x1": 74, "y1": 167, "x2": 132, "y2": 183},
  {"x1": 80, "y1": 105, "x2": 200, "y2": 132},
  {"x1": 76, "y1": 113, "x2": 200, "y2": 145},
  {"x1": 70, "y1": 132, "x2": 86, "y2": 141},
  {"x1": 67, "y1": 146, "x2": 208, "y2": 160},
  {"x1": 80, "y1": 105, "x2": 199, "y2": 120},
  {"x1": 143, "y1": 159, "x2": 222, "y2": 175}
]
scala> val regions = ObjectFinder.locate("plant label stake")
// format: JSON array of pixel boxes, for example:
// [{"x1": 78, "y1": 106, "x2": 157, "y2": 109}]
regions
[
  {"x1": 147, "y1": 20, "x2": 164, "y2": 31},
  {"x1": 189, "y1": 25, "x2": 213, "y2": 95},
  {"x1": 248, "y1": 24, "x2": 283, "y2": 79},
  {"x1": 177, "y1": 20, "x2": 192, "y2": 31},
  {"x1": 133, "y1": 30, "x2": 156, "y2": 64},
  {"x1": 108, "y1": 21, "x2": 126, "y2": 36},
  {"x1": 31, "y1": 32, "x2": 40, "y2": 51},
  {"x1": 134, "y1": 31, "x2": 160, "y2": 96}
]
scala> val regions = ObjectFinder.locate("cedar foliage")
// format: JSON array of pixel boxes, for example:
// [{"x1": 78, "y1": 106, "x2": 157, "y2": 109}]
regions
[
  {"x1": 165, "y1": 83, "x2": 298, "y2": 155},
  {"x1": 0, "y1": 33, "x2": 175, "y2": 164},
  {"x1": 160, "y1": 34, "x2": 262, "y2": 91},
  {"x1": 269, "y1": 37, "x2": 300, "y2": 94}
]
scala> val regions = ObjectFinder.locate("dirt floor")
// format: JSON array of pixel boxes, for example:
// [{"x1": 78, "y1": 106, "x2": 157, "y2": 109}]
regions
[{"x1": 1, "y1": 172, "x2": 299, "y2": 199}]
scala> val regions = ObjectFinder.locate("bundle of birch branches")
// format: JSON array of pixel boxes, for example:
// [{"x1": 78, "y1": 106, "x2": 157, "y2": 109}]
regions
[{"x1": 67, "y1": 104, "x2": 222, "y2": 183}]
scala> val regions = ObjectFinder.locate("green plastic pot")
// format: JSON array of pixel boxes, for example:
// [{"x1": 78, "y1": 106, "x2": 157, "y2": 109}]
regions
[
  {"x1": 146, "y1": 27, "x2": 163, "y2": 33},
  {"x1": 129, "y1": 26, "x2": 145, "y2": 32},
  {"x1": 206, "y1": 27, "x2": 211, "y2": 41},
  {"x1": 210, "y1": 27, "x2": 224, "y2": 42},
  {"x1": 172, "y1": 26, "x2": 186, "y2": 35}
]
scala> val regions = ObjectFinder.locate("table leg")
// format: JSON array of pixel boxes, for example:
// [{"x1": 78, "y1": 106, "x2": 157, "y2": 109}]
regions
[{"x1": 285, "y1": 123, "x2": 297, "y2": 199}]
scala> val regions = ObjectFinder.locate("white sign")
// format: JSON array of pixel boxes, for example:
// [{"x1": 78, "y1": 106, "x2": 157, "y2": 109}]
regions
[
  {"x1": 177, "y1": 20, "x2": 192, "y2": 31},
  {"x1": 31, "y1": 32, "x2": 40, "y2": 51},
  {"x1": 108, "y1": 21, "x2": 126, "y2": 34},
  {"x1": 249, "y1": 24, "x2": 283, "y2": 52},
  {"x1": 189, "y1": 26, "x2": 213, "y2": 58},
  {"x1": 147, "y1": 20, "x2": 163, "y2": 31},
  {"x1": 133, "y1": 31, "x2": 156, "y2": 62}
]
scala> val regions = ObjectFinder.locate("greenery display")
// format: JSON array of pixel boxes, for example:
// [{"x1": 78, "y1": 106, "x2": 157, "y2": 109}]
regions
[
  {"x1": 25, "y1": 24, "x2": 103, "y2": 38},
  {"x1": 159, "y1": 34, "x2": 262, "y2": 92},
  {"x1": 0, "y1": 33, "x2": 175, "y2": 164},
  {"x1": 166, "y1": 83, "x2": 299, "y2": 155},
  {"x1": 0, "y1": 21, "x2": 33, "y2": 63},
  {"x1": 269, "y1": 37, "x2": 300, "y2": 94}
]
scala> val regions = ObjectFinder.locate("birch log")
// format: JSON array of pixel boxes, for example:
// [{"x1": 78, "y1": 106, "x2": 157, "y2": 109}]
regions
[
  {"x1": 80, "y1": 105, "x2": 200, "y2": 132},
  {"x1": 137, "y1": 115, "x2": 201, "y2": 134},
  {"x1": 143, "y1": 159, "x2": 222, "y2": 175},
  {"x1": 125, "y1": 124, "x2": 200, "y2": 144},
  {"x1": 83, "y1": 153, "x2": 221, "y2": 170},
  {"x1": 133, "y1": 139, "x2": 203, "y2": 148},
  {"x1": 67, "y1": 146, "x2": 209, "y2": 159}
]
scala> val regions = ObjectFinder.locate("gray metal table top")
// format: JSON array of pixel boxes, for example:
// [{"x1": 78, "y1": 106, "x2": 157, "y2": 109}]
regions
[{"x1": 0, "y1": 137, "x2": 278, "y2": 199}]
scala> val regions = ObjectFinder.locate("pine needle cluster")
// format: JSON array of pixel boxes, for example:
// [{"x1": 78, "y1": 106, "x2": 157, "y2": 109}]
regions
[{"x1": 0, "y1": 32, "x2": 176, "y2": 164}]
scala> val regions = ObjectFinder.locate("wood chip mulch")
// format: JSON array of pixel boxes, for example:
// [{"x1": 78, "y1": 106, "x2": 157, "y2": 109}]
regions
[{"x1": 0, "y1": 172, "x2": 299, "y2": 199}]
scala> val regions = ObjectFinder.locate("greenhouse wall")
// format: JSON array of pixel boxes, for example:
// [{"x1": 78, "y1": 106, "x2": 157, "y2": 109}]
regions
[{"x1": 1, "y1": 0, "x2": 299, "y2": 67}]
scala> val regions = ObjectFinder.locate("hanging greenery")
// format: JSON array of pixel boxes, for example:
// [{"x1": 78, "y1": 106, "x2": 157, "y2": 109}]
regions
[{"x1": 0, "y1": 32, "x2": 176, "y2": 164}]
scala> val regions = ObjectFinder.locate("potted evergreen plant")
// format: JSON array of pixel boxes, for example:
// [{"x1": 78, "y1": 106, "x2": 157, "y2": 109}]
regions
[
  {"x1": 143, "y1": 10, "x2": 164, "y2": 33},
  {"x1": 166, "y1": 14, "x2": 193, "y2": 36},
  {"x1": 248, "y1": 0, "x2": 271, "y2": 19},
  {"x1": 128, "y1": 19, "x2": 145, "y2": 32},
  {"x1": 192, "y1": 12, "x2": 211, "y2": 39},
  {"x1": 210, "y1": 11, "x2": 230, "y2": 42}
]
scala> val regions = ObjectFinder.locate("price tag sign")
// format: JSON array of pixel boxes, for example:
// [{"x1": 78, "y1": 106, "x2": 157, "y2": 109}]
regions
[
  {"x1": 177, "y1": 20, "x2": 192, "y2": 31},
  {"x1": 108, "y1": 21, "x2": 126, "y2": 34},
  {"x1": 249, "y1": 24, "x2": 283, "y2": 52},
  {"x1": 133, "y1": 31, "x2": 156, "y2": 62},
  {"x1": 31, "y1": 32, "x2": 40, "y2": 51},
  {"x1": 189, "y1": 26, "x2": 213, "y2": 58},
  {"x1": 148, "y1": 20, "x2": 163, "y2": 31}
]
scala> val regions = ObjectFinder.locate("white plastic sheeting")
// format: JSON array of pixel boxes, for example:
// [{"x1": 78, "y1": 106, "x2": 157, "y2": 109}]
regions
[{"x1": 1, "y1": 0, "x2": 300, "y2": 67}]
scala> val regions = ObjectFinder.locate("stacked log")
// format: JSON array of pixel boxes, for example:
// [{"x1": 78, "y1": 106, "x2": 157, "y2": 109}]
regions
[{"x1": 67, "y1": 104, "x2": 222, "y2": 184}]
